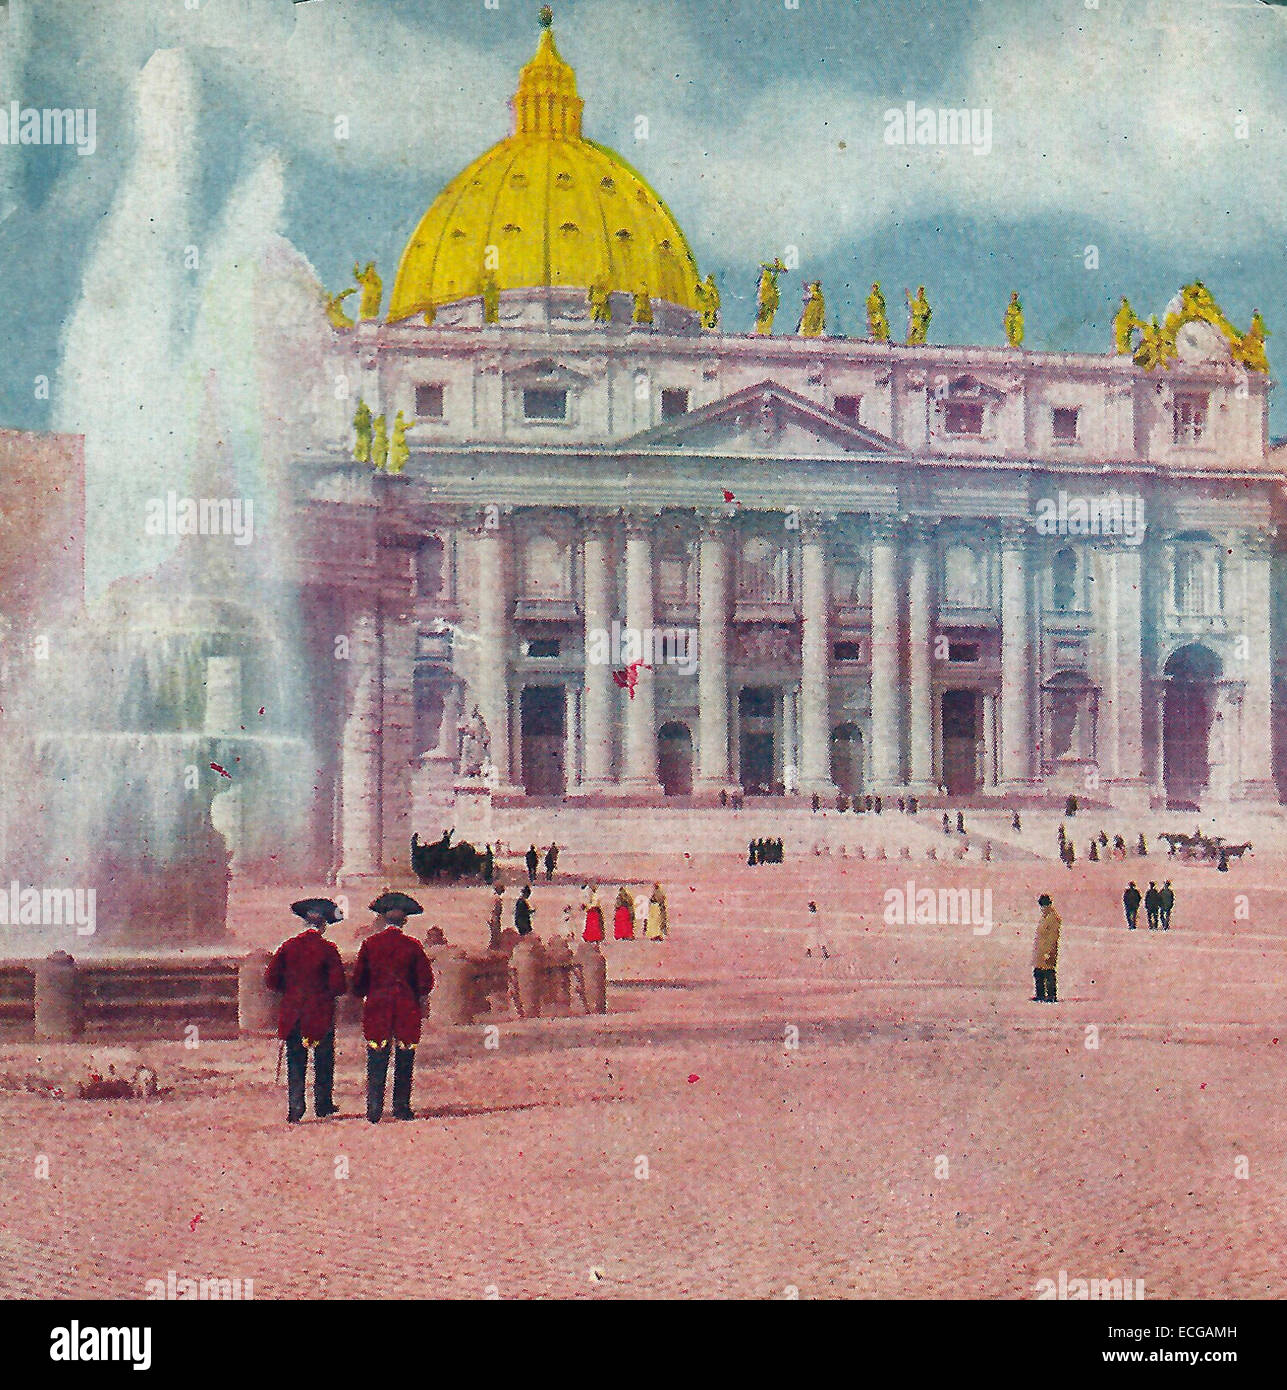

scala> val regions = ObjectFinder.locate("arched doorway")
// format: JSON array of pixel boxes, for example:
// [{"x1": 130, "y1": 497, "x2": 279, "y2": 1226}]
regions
[
  {"x1": 658, "y1": 722, "x2": 694, "y2": 797},
  {"x1": 941, "y1": 689, "x2": 981, "y2": 795},
  {"x1": 1162, "y1": 644, "x2": 1221, "y2": 806},
  {"x1": 830, "y1": 723, "x2": 863, "y2": 796}
]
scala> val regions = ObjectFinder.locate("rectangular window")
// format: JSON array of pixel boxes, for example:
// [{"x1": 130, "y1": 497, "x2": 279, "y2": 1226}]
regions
[
  {"x1": 1052, "y1": 406, "x2": 1079, "y2": 443},
  {"x1": 944, "y1": 402, "x2": 985, "y2": 436},
  {"x1": 1173, "y1": 392, "x2": 1208, "y2": 445},
  {"x1": 523, "y1": 387, "x2": 568, "y2": 421},
  {"x1": 661, "y1": 388, "x2": 690, "y2": 419},
  {"x1": 527, "y1": 639, "x2": 560, "y2": 659},
  {"x1": 833, "y1": 640, "x2": 862, "y2": 662},
  {"x1": 947, "y1": 641, "x2": 980, "y2": 663},
  {"x1": 833, "y1": 394, "x2": 862, "y2": 422},
  {"x1": 415, "y1": 383, "x2": 444, "y2": 419}
]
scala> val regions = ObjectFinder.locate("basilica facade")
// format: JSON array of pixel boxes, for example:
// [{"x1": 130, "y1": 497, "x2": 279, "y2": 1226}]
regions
[{"x1": 284, "y1": 14, "x2": 1283, "y2": 878}]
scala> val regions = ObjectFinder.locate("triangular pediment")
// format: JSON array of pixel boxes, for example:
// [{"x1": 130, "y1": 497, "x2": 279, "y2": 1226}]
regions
[{"x1": 620, "y1": 381, "x2": 909, "y2": 459}]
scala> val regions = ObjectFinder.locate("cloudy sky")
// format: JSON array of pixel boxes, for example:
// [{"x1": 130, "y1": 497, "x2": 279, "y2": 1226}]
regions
[{"x1": 2, "y1": 0, "x2": 1286, "y2": 433}]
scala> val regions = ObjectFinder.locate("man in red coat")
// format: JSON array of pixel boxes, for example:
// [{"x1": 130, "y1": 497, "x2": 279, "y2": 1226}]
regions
[
  {"x1": 266, "y1": 898, "x2": 347, "y2": 1124},
  {"x1": 352, "y1": 891, "x2": 435, "y2": 1122}
]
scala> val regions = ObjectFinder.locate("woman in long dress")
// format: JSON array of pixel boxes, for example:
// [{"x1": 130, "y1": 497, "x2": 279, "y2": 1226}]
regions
[
  {"x1": 613, "y1": 885, "x2": 636, "y2": 940},
  {"x1": 644, "y1": 883, "x2": 668, "y2": 941},
  {"x1": 583, "y1": 886, "x2": 605, "y2": 943}
]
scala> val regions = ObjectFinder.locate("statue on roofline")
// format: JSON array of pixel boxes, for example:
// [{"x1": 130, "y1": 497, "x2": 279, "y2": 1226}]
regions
[
  {"x1": 371, "y1": 414, "x2": 389, "y2": 471},
  {"x1": 1133, "y1": 315, "x2": 1178, "y2": 372},
  {"x1": 481, "y1": 272, "x2": 500, "y2": 324},
  {"x1": 1003, "y1": 291, "x2": 1024, "y2": 348},
  {"x1": 354, "y1": 261, "x2": 383, "y2": 320},
  {"x1": 798, "y1": 280, "x2": 826, "y2": 337},
  {"x1": 1233, "y1": 310, "x2": 1270, "y2": 374},
  {"x1": 1113, "y1": 296, "x2": 1141, "y2": 355},
  {"x1": 389, "y1": 411, "x2": 415, "y2": 474},
  {"x1": 352, "y1": 399, "x2": 372, "y2": 464},
  {"x1": 755, "y1": 258, "x2": 788, "y2": 336},
  {"x1": 905, "y1": 285, "x2": 931, "y2": 345},
  {"x1": 588, "y1": 283, "x2": 612, "y2": 323},
  {"x1": 632, "y1": 286, "x2": 654, "y2": 326},
  {"x1": 325, "y1": 285, "x2": 357, "y2": 330},
  {"x1": 866, "y1": 282, "x2": 889, "y2": 342}
]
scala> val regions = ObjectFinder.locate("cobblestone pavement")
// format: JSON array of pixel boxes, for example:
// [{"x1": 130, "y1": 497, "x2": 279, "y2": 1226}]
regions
[{"x1": 1, "y1": 844, "x2": 1285, "y2": 1299}]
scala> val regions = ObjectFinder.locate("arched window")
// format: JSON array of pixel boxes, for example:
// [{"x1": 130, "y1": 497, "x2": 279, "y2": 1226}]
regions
[
  {"x1": 1171, "y1": 533, "x2": 1222, "y2": 617},
  {"x1": 523, "y1": 533, "x2": 570, "y2": 600},
  {"x1": 943, "y1": 543, "x2": 984, "y2": 608},
  {"x1": 740, "y1": 535, "x2": 791, "y2": 603},
  {"x1": 1051, "y1": 547, "x2": 1076, "y2": 612}
]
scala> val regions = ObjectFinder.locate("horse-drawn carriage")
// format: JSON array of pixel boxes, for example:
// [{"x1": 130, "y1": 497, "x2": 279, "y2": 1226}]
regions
[
  {"x1": 411, "y1": 829, "x2": 490, "y2": 884},
  {"x1": 1159, "y1": 830, "x2": 1252, "y2": 865}
]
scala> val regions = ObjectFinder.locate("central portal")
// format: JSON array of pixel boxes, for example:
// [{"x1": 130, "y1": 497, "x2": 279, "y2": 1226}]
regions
[
  {"x1": 739, "y1": 686, "x2": 776, "y2": 794},
  {"x1": 520, "y1": 685, "x2": 565, "y2": 796},
  {"x1": 941, "y1": 689, "x2": 981, "y2": 795}
]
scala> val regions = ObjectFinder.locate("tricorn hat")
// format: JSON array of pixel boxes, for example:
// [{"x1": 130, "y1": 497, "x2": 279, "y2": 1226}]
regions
[
  {"x1": 369, "y1": 890, "x2": 424, "y2": 917},
  {"x1": 292, "y1": 897, "x2": 342, "y2": 924}
]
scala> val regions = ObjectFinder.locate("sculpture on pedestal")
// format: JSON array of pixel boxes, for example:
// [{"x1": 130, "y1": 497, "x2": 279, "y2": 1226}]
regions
[
  {"x1": 866, "y1": 282, "x2": 889, "y2": 341},
  {"x1": 458, "y1": 705, "x2": 492, "y2": 778}
]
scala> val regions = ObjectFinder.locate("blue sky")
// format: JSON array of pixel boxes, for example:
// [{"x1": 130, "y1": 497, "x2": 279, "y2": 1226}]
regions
[{"x1": 3, "y1": 0, "x2": 1286, "y2": 434}]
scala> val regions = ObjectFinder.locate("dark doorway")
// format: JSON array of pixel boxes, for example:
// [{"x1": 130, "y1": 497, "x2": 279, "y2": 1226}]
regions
[
  {"x1": 520, "y1": 686, "x2": 565, "y2": 796},
  {"x1": 739, "y1": 686, "x2": 776, "y2": 793},
  {"x1": 1163, "y1": 644, "x2": 1220, "y2": 805},
  {"x1": 658, "y1": 722, "x2": 694, "y2": 797},
  {"x1": 831, "y1": 723, "x2": 863, "y2": 796},
  {"x1": 942, "y1": 689, "x2": 981, "y2": 795}
]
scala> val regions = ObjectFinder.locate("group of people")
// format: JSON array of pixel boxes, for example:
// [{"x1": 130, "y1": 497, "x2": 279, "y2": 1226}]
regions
[
  {"x1": 1122, "y1": 881, "x2": 1175, "y2": 931},
  {"x1": 1058, "y1": 824, "x2": 1148, "y2": 868},
  {"x1": 523, "y1": 843, "x2": 558, "y2": 882},
  {"x1": 580, "y1": 884, "x2": 669, "y2": 942},
  {"x1": 748, "y1": 838, "x2": 785, "y2": 865},
  {"x1": 266, "y1": 893, "x2": 434, "y2": 1125}
]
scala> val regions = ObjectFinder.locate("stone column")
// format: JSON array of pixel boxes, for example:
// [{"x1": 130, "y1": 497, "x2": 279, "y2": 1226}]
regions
[
  {"x1": 907, "y1": 519, "x2": 935, "y2": 791},
  {"x1": 339, "y1": 604, "x2": 382, "y2": 881},
  {"x1": 1000, "y1": 522, "x2": 1033, "y2": 789},
  {"x1": 697, "y1": 511, "x2": 732, "y2": 790},
  {"x1": 581, "y1": 513, "x2": 616, "y2": 788},
  {"x1": 563, "y1": 683, "x2": 581, "y2": 792},
  {"x1": 476, "y1": 518, "x2": 513, "y2": 787},
  {"x1": 783, "y1": 684, "x2": 799, "y2": 792},
  {"x1": 380, "y1": 608, "x2": 418, "y2": 865},
  {"x1": 869, "y1": 516, "x2": 903, "y2": 789},
  {"x1": 1103, "y1": 541, "x2": 1146, "y2": 799},
  {"x1": 1240, "y1": 530, "x2": 1276, "y2": 800},
  {"x1": 1151, "y1": 681, "x2": 1167, "y2": 797},
  {"x1": 622, "y1": 511, "x2": 661, "y2": 793},
  {"x1": 982, "y1": 691, "x2": 998, "y2": 789},
  {"x1": 799, "y1": 512, "x2": 836, "y2": 794}
]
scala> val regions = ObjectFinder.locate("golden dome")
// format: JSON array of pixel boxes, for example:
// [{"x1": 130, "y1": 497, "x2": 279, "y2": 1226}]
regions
[{"x1": 387, "y1": 9, "x2": 702, "y2": 322}]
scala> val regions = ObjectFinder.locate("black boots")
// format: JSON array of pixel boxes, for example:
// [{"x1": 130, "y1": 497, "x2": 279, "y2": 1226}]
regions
[
  {"x1": 1032, "y1": 968, "x2": 1058, "y2": 1002},
  {"x1": 313, "y1": 1033, "x2": 337, "y2": 1117},
  {"x1": 286, "y1": 1031, "x2": 307, "y2": 1123},
  {"x1": 366, "y1": 1043, "x2": 391, "y2": 1123},
  {"x1": 392, "y1": 1046, "x2": 416, "y2": 1121}
]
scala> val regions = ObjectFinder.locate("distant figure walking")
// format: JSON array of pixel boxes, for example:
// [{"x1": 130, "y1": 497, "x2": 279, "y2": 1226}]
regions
[
  {"x1": 514, "y1": 884, "x2": 533, "y2": 937},
  {"x1": 1158, "y1": 880, "x2": 1174, "y2": 931},
  {"x1": 956, "y1": 811, "x2": 966, "y2": 835},
  {"x1": 544, "y1": 844, "x2": 558, "y2": 881},
  {"x1": 488, "y1": 884, "x2": 504, "y2": 950},
  {"x1": 613, "y1": 885, "x2": 637, "y2": 940},
  {"x1": 1032, "y1": 894, "x2": 1061, "y2": 1003},
  {"x1": 1012, "y1": 810, "x2": 1022, "y2": 832},
  {"x1": 1123, "y1": 882, "x2": 1141, "y2": 930},
  {"x1": 1144, "y1": 881, "x2": 1160, "y2": 930},
  {"x1": 525, "y1": 845, "x2": 539, "y2": 883},
  {"x1": 644, "y1": 883, "x2": 669, "y2": 941},
  {"x1": 583, "y1": 886, "x2": 605, "y2": 943}
]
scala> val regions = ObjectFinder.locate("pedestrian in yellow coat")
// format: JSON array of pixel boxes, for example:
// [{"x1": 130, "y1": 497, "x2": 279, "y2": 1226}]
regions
[{"x1": 1032, "y1": 894, "x2": 1061, "y2": 1002}]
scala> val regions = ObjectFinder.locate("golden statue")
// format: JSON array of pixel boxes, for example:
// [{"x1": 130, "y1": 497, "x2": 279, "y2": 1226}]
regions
[
  {"x1": 481, "y1": 272, "x2": 500, "y2": 324},
  {"x1": 371, "y1": 414, "x2": 389, "y2": 470},
  {"x1": 325, "y1": 286, "x2": 357, "y2": 330},
  {"x1": 1003, "y1": 291, "x2": 1024, "y2": 348},
  {"x1": 1133, "y1": 316, "x2": 1178, "y2": 372},
  {"x1": 389, "y1": 411, "x2": 414, "y2": 474},
  {"x1": 1233, "y1": 310, "x2": 1270, "y2": 374},
  {"x1": 588, "y1": 283, "x2": 612, "y2": 323},
  {"x1": 697, "y1": 273, "x2": 721, "y2": 330},
  {"x1": 1112, "y1": 296, "x2": 1140, "y2": 355},
  {"x1": 423, "y1": 303, "x2": 436, "y2": 327},
  {"x1": 353, "y1": 261, "x2": 383, "y2": 320},
  {"x1": 798, "y1": 280, "x2": 826, "y2": 337},
  {"x1": 905, "y1": 285, "x2": 931, "y2": 346},
  {"x1": 755, "y1": 258, "x2": 787, "y2": 336},
  {"x1": 866, "y1": 282, "x2": 889, "y2": 342},
  {"x1": 632, "y1": 286, "x2": 654, "y2": 326},
  {"x1": 352, "y1": 399, "x2": 372, "y2": 464}
]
